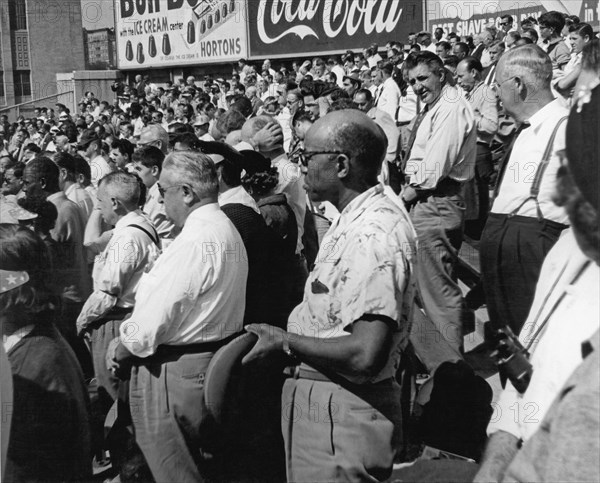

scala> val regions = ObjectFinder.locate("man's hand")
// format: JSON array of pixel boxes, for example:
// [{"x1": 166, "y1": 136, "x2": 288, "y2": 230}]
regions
[
  {"x1": 105, "y1": 337, "x2": 121, "y2": 373},
  {"x1": 253, "y1": 122, "x2": 283, "y2": 152},
  {"x1": 242, "y1": 324, "x2": 286, "y2": 365}
]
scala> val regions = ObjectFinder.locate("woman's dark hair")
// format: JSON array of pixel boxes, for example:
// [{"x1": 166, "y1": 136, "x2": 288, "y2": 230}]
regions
[
  {"x1": 0, "y1": 224, "x2": 54, "y2": 316},
  {"x1": 242, "y1": 167, "x2": 279, "y2": 198},
  {"x1": 18, "y1": 194, "x2": 58, "y2": 235}
]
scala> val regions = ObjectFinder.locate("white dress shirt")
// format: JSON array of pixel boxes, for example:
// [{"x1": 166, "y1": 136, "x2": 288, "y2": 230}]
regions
[
  {"x1": 90, "y1": 155, "x2": 113, "y2": 188},
  {"x1": 77, "y1": 210, "x2": 160, "y2": 331},
  {"x1": 143, "y1": 182, "x2": 175, "y2": 239},
  {"x1": 405, "y1": 85, "x2": 477, "y2": 190},
  {"x1": 367, "y1": 107, "x2": 399, "y2": 162},
  {"x1": 332, "y1": 65, "x2": 346, "y2": 88},
  {"x1": 218, "y1": 185, "x2": 261, "y2": 214},
  {"x1": 488, "y1": 230, "x2": 599, "y2": 442},
  {"x1": 119, "y1": 203, "x2": 248, "y2": 357},
  {"x1": 492, "y1": 99, "x2": 569, "y2": 224},
  {"x1": 64, "y1": 183, "x2": 94, "y2": 224},
  {"x1": 272, "y1": 153, "x2": 305, "y2": 254},
  {"x1": 396, "y1": 85, "x2": 419, "y2": 125},
  {"x1": 377, "y1": 77, "x2": 402, "y2": 120}
]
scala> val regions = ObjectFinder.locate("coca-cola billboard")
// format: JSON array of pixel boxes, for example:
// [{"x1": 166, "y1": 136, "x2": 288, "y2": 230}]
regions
[{"x1": 247, "y1": 0, "x2": 423, "y2": 58}]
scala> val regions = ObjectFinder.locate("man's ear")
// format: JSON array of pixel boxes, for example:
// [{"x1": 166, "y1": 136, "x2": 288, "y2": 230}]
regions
[
  {"x1": 336, "y1": 154, "x2": 351, "y2": 179},
  {"x1": 151, "y1": 165, "x2": 160, "y2": 178},
  {"x1": 181, "y1": 184, "x2": 196, "y2": 205}
]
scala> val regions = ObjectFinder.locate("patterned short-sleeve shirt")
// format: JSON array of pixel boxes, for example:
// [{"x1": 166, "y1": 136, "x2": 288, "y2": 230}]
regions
[{"x1": 288, "y1": 184, "x2": 417, "y2": 382}]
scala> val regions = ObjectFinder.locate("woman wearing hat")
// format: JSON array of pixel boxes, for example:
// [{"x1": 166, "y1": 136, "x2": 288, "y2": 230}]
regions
[{"x1": 0, "y1": 224, "x2": 92, "y2": 482}]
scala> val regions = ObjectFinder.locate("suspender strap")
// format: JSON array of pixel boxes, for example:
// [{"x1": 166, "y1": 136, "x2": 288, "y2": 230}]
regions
[
  {"x1": 128, "y1": 224, "x2": 160, "y2": 246},
  {"x1": 510, "y1": 116, "x2": 568, "y2": 220}
]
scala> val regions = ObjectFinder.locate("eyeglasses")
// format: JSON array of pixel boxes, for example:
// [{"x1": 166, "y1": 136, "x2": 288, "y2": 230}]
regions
[
  {"x1": 298, "y1": 150, "x2": 347, "y2": 167},
  {"x1": 499, "y1": 22, "x2": 509, "y2": 26},
  {"x1": 157, "y1": 183, "x2": 184, "y2": 197}
]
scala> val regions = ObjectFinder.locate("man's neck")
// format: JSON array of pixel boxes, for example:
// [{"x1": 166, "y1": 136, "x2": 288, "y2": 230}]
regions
[
  {"x1": 182, "y1": 197, "x2": 218, "y2": 224},
  {"x1": 519, "y1": 92, "x2": 555, "y2": 123}
]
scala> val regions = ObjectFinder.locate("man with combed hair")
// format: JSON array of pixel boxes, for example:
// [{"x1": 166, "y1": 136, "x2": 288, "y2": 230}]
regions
[
  {"x1": 55, "y1": 152, "x2": 94, "y2": 224},
  {"x1": 137, "y1": 124, "x2": 169, "y2": 154},
  {"x1": 452, "y1": 41, "x2": 470, "y2": 60},
  {"x1": 482, "y1": 40, "x2": 505, "y2": 85},
  {"x1": 243, "y1": 109, "x2": 416, "y2": 482},
  {"x1": 132, "y1": 145, "x2": 175, "y2": 239},
  {"x1": 376, "y1": 62, "x2": 402, "y2": 120},
  {"x1": 106, "y1": 151, "x2": 248, "y2": 483},
  {"x1": 480, "y1": 45, "x2": 570, "y2": 337},
  {"x1": 401, "y1": 51, "x2": 476, "y2": 353},
  {"x1": 77, "y1": 171, "x2": 160, "y2": 404}
]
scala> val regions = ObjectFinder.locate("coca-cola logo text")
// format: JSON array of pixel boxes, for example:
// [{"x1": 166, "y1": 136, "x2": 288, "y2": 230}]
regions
[{"x1": 257, "y1": 0, "x2": 404, "y2": 44}]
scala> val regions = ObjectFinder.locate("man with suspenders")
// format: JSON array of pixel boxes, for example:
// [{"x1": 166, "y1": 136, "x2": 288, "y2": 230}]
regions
[
  {"x1": 77, "y1": 171, "x2": 160, "y2": 402},
  {"x1": 480, "y1": 45, "x2": 570, "y2": 337}
]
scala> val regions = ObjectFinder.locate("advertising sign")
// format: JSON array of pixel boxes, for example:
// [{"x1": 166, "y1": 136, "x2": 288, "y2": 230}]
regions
[
  {"x1": 427, "y1": 0, "x2": 600, "y2": 37},
  {"x1": 115, "y1": 0, "x2": 249, "y2": 69},
  {"x1": 247, "y1": 0, "x2": 423, "y2": 58}
]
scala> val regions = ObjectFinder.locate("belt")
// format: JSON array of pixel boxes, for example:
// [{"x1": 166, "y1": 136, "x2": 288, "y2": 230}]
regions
[
  {"x1": 416, "y1": 178, "x2": 462, "y2": 202},
  {"x1": 284, "y1": 365, "x2": 394, "y2": 387},
  {"x1": 397, "y1": 121, "x2": 411, "y2": 127},
  {"x1": 284, "y1": 365, "x2": 332, "y2": 382},
  {"x1": 153, "y1": 331, "x2": 242, "y2": 359}
]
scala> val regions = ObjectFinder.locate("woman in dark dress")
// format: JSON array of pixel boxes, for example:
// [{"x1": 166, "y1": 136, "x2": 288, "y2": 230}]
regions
[{"x1": 0, "y1": 224, "x2": 92, "y2": 482}]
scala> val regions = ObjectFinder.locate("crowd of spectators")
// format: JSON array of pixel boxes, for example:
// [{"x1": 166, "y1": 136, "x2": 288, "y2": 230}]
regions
[{"x1": 0, "y1": 10, "x2": 599, "y2": 483}]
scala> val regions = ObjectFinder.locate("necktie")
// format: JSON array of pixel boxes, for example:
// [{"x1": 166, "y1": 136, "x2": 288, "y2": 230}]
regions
[
  {"x1": 375, "y1": 85, "x2": 383, "y2": 104},
  {"x1": 402, "y1": 104, "x2": 429, "y2": 172},
  {"x1": 493, "y1": 122, "x2": 531, "y2": 199},
  {"x1": 485, "y1": 65, "x2": 496, "y2": 86}
]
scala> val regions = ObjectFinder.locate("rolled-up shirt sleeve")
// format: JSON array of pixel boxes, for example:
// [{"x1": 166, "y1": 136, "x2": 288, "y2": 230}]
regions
[{"x1": 77, "y1": 233, "x2": 145, "y2": 329}]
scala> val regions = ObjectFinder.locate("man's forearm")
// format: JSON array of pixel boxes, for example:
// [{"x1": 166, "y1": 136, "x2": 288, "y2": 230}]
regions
[
  {"x1": 474, "y1": 431, "x2": 520, "y2": 483},
  {"x1": 288, "y1": 320, "x2": 390, "y2": 383}
]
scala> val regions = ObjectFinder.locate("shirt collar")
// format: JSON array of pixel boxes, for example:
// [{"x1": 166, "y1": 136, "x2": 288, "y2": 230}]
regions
[
  {"x1": 218, "y1": 185, "x2": 260, "y2": 214},
  {"x1": 184, "y1": 202, "x2": 221, "y2": 226},
  {"x1": 337, "y1": 184, "x2": 384, "y2": 226},
  {"x1": 525, "y1": 99, "x2": 563, "y2": 132},
  {"x1": 46, "y1": 191, "x2": 65, "y2": 203},
  {"x1": 114, "y1": 209, "x2": 145, "y2": 231},
  {"x1": 3, "y1": 324, "x2": 35, "y2": 353}
]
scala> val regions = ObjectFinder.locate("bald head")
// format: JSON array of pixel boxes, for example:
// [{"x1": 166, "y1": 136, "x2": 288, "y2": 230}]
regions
[
  {"x1": 307, "y1": 110, "x2": 386, "y2": 180},
  {"x1": 138, "y1": 124, "x2": 169, "y2": 154}
]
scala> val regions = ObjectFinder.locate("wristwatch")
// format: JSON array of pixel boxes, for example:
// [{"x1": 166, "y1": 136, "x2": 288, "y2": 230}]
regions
[{"x1": 282, "y1": 335, "x2": 297, "y2": 361}]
